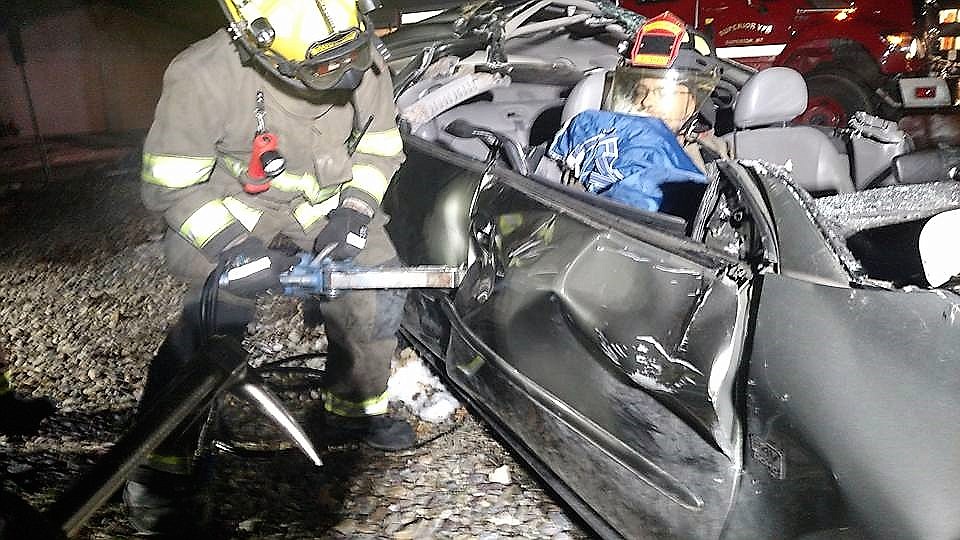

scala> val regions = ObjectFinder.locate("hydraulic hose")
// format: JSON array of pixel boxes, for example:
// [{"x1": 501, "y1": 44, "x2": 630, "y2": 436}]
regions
[
  {"x1": 200, "y1": 264, "x2": 221, "y2": 345},
  {"x1": 43, "y1": 337, "x2": 249, "y2": 538}
]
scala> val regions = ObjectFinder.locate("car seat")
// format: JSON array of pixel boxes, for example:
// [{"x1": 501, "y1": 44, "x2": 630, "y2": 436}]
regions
[
  {"x1": 723, "y1": 67, "x2": 855, "y2": 194},
  {"x1": 560, "y1": 71, "x2": 607, "y2": 125},
  {"x1": 532, "y1": 71, "x2": 608, "y2": 181}
]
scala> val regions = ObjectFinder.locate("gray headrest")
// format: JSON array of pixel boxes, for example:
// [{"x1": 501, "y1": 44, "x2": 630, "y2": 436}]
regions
[
  {"x1": 561, "y1": 72, "x2": 606, "y2": 125},
  {"x1": 734, "y1": 67, "x2": 808, "y2": 129}
]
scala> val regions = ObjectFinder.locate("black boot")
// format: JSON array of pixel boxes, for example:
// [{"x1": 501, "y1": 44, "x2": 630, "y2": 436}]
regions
[
  {"x1": 0, "y1": 392, "x2": 55, "y2": 436},
  {"x1": 323, "y1": 413, "x2": 417, "y2": 451},
  {"x1": 302, "y1": 296, "x2": 325, "y2": 328},
  {"x1": 122, "y1": 465, "x2": 211, "y2": 536}
]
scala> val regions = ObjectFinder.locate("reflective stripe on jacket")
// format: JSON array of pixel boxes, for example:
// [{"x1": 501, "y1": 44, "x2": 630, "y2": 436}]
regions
[{"x1": 348, "y1": 126, "x2": 403, "y2": 203}]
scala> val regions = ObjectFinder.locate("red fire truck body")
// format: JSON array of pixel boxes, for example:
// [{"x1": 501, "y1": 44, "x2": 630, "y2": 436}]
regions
[{"x1": 621, "y1": 0, "x2": 955, "y2": 125}]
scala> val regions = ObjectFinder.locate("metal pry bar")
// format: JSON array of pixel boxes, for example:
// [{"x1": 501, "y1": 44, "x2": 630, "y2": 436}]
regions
[
  {"x1": 326, "y1": 265, "x2": 465, "y2": 291},
  {"x1": 280, "y1": 259, "x2": 466, "y2": 297}
]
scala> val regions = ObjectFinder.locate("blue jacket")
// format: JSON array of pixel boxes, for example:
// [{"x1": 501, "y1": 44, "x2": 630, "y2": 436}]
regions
[{"x1": 548, "y1": 110, "x2": 706, "y2": 211}]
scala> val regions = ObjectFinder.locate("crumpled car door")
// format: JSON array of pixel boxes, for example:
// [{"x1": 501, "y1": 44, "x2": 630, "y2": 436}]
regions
[
  {"x1": 383, "y1": 138, "x2": 487, "y2": 358},
  {"x1": 444, "y1": 170, "x2": 755, "y2": 538}
]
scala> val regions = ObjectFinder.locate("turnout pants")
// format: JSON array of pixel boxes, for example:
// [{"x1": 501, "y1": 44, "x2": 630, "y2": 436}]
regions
[{"x1": 139, "y1": 211, "x2": 406, "y2": 473}]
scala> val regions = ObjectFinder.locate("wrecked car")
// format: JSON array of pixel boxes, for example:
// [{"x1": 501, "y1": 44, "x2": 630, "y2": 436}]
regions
[{"x1": 379, "y1": 0, "x2": 960, "y2": 538}]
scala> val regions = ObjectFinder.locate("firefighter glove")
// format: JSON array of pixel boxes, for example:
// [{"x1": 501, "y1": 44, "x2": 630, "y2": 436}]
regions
[
  {"x1": 219, "y1": 237, "x2": 297, "y2": 299},
  {"x1": 313, "y1": 194, "x2": 374, "y2": 261}
]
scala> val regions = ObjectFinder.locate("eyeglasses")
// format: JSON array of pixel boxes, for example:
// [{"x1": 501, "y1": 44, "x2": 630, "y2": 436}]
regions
[{"x1": 633, "y1": 84, "x2": 691, "y2": 102}]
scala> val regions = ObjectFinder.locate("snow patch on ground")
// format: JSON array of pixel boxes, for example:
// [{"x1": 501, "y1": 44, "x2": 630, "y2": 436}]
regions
[
  {"x1": 388, "y1": 353, "x2": 460, "y2": 423},
  {"x1": 387, "y1": 355, "x2": 460, "y2": 423}
]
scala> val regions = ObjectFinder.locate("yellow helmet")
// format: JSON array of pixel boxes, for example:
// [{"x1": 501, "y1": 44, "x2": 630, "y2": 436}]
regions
[{"x1": 219, "y1": 0, "x2": 375, "y2": 92}]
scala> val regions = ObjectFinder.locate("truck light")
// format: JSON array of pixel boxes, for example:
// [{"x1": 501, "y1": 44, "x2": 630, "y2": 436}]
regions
[
  {"x1": 885, "y1": 33, "x2": 922, "y2": 59},
  {"x1": 885, "y1": 33, "x2": 907, "y2": 46},
  {"x1": 915, "y1": 86, "x2": 937, "y2": 98}
]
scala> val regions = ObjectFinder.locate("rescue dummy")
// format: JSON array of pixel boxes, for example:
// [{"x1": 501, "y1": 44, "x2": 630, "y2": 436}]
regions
[
  {"x1": 549, "y1": 12, "x2": 727, "y2": 211},
  {"x1": 126, "y1": 0, "x2": 410, "y2": 534}
]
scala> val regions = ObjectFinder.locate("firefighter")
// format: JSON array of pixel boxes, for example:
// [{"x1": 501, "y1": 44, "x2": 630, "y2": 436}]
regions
[
  {"x1": 549, "y1": 13, "x2": 723, "y2": 211},
  {"x1": 124, "y1": 0, "x2": 411, "y2": 534},
  {"x1": 605, "y1": 11, "x2": 730, "y2": 168}
]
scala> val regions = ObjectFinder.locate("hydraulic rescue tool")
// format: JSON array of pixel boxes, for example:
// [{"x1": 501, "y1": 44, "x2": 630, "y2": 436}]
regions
[{"x1": 222, "y1": 250, "x2": 465, "y2": 298}]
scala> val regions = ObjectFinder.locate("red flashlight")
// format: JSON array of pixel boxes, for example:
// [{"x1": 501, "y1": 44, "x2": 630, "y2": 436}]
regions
[{"x1": 245, "y1": 132, "x2": 286, "y2": 194}]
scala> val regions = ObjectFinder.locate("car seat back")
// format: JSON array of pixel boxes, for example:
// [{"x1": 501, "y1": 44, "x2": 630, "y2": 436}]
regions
[
  {"x1": 533, "y1": 72, "x2": 606, "y2": 181},
  {"x1": 561, "y1": 71, "x2": 606, "y2": 125},
  {"x1": 725, "y1": 67, "x2": 855, "y2": 193},
  {"x1": 734, "y1": 67, "x2": 807, "y2": 129}
]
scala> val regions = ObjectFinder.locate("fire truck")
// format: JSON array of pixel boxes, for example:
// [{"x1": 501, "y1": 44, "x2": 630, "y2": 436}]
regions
[{"x1": 621, "y1": 0, "x2": 959, "y2": 126}]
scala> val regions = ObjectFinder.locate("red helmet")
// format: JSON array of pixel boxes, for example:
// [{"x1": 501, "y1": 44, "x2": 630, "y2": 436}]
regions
[{"x1": 603, "y1": 12, "x2": 721, "y2": 133}]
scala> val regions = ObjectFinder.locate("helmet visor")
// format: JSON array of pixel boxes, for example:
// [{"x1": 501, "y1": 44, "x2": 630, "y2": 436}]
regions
[{"x1": 603, "y1": 66, "x2": 719, "y2": 132}]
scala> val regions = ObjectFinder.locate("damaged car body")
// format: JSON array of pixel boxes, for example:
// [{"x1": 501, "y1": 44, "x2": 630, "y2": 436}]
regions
[{"x1": 379, "y1": 1, "x2": 960, "y2": 538}]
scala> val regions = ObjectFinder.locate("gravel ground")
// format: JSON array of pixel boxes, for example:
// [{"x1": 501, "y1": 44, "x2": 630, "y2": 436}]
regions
[{"x1": 0, "y1": 167, "x2": 593, "y2": 539}]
